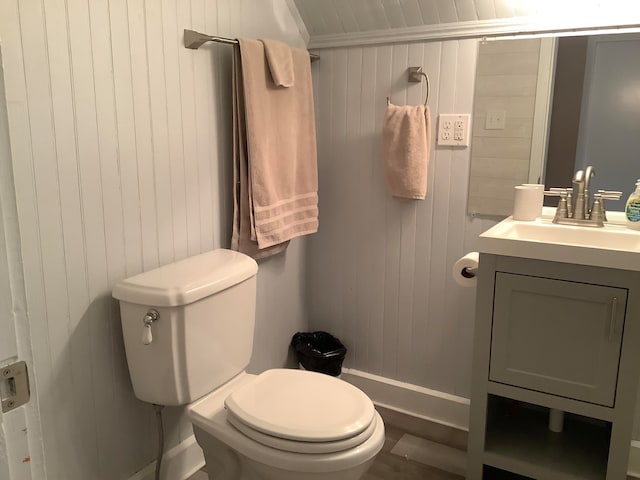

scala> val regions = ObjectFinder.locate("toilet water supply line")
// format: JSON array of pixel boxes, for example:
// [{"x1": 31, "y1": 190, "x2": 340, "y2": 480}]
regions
[
  {"x1": 141, "y1": 310, "x2": 165, "y2": 480},
  {"x1": 140, "y1": 310, "x2": 164, "y2": 479},
  {"x1": 154, "y1": 404, "x2": 165, "y2": 480}
]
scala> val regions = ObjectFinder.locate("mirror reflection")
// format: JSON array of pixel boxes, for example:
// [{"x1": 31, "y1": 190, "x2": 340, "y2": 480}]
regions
[{"x1": 468, "y1": 32, "x2": 640, "y2": 217}]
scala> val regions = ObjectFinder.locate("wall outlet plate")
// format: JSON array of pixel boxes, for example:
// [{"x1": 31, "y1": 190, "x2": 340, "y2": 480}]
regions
[{"x1": 438, "y1": 114, "x2": 471, "y2": 147}]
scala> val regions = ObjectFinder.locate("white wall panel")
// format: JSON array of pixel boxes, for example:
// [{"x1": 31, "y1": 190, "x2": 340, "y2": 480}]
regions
[
  {"x1": 309, "y1": 38, "x2": 496, "y2": 400},
  {"x1": 492, "y1": 0, "x2": 516, "y2": 19},
  {"x1": 417, "y1": 0, "x2": 442, "y2": 25},
  {"x1": 468, "y1": 39, "x2": 540, "y2": 217},
  {"x1": 435, "y1": 0, "x2": 459, "y2": 24},
  {"x1": 0, "y1": 1, "x2": 309, "y2": 478},
  {"x1": 332, "y1": 0, "x2": 361, "y2": 34},
  {"x1": 350, "y1": 0, "x2": 380, "y2": 32},
  {"x1": 308, "y1": 34, "x2": 640, "y2": 441},
  {"x1": 474, "y1": 0, "x2": 496, "y2": 20},
  {"x1": 455, "y1": 0, "x2": 479, "y2": 22},
  {"x1": 295, "y1": 0, "x2": 640, "y2": 43},
  {"x1": 401, "y1": 0, "x2": 425, "y2": 28},
  {"x1": 383, "y1": 0, "x2": 408, "y2": 29}
]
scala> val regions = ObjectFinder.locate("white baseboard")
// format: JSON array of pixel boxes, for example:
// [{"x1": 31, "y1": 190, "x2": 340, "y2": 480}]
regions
[
  {"x1": 128, "y1": 435, "x2": 204, "y2": 480},
  {"x1": 341, "y1": 368, "x2": 470, "y2": 432},
  {"x1": 341, "y1": 368, "x2": 640, "y2": 476},
  {"x1": 120, "y1": 371, "x2": 639, "y2": 479}
]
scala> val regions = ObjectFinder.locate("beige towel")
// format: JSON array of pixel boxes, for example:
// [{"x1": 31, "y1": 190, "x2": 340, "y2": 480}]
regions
[
  {"x1": 383, "y1": 104, "x2": 431, "y2": 200},
  {"x1": 231, "y1": 38, "x2": 318, "y2": 257},
  {"x1": 261, "y1": 39, "x2": 294, "y2": 87},
  {"x1": 231, "y1": 45, "x2": 289, "y2": 259}
]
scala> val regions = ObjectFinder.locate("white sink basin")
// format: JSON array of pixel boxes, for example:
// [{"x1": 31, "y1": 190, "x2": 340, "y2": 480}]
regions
[{"x1": 478, "y1": 213, "x2": 640, "y2": 271}]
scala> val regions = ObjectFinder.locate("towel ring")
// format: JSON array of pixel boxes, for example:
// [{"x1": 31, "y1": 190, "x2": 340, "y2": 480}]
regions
[
  {"x1": 422, "y1": 74, "x2": 430, "y2": 106},
  {"x1": 408, "y1": 67, "x2": 430, "y2": 106},
  {"x1": 386, "y1": 67, "x2": 430, "y2": 106}
]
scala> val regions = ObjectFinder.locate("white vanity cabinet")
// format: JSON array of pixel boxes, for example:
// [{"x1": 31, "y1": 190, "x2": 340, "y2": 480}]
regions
[
  {"x1": 467, "y1": 254, "x2": 640, "y2": 480},
  {"x1": 490, "y1": 272, "x2": 627, "y2": 407}
]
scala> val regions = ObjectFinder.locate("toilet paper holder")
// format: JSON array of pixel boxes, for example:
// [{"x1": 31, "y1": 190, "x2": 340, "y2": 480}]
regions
[
  {"x1": 453, "y1": 252, "x2": 479, "y2": 287},
  {"x1": 461, "y1": 266, "x2": 477, "y2": 279}
]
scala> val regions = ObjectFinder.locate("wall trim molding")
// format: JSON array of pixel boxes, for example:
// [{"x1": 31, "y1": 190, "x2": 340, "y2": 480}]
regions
[
  {"x1": 342, "y1": 368, "x2": 640, "y2": 475},
  {"x1": 341, "y1": 368, "x2": 470, "y2": 431},
  {"x1": 127, "y1": 435, "x2": 204, "y2": 480},
  {"x1": 307, "y1": 18, "x2": 640, "y2": 50}
]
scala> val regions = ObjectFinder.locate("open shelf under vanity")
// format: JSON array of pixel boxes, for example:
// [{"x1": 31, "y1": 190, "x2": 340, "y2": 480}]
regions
[{"x1": 483, "y1": 395, "x2": 611, "y2": 480}]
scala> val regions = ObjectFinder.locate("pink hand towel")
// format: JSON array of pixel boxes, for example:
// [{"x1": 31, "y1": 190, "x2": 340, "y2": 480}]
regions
[
  {"x1": 261, "y1": 38, "x2": 294, "y2": 87},
  {"x1": 383, "y1": 104, "x2": 431, "y2": 200}
]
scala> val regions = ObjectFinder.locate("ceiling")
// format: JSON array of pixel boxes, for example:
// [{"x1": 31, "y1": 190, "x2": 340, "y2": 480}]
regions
[
  {"x1": 294, "y1": 0, "x2": 527, "y2": 36},
  {"x1": 292, "y1": 0, "x2": 640, "y2": 48}
]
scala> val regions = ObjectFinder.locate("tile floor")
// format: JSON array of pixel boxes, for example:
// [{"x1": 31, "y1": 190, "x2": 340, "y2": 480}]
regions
[
  {"x1": 185, "y1": 412, "x2": 640, "y2": 480},
  {"x1": 360, "y1": 423, "x2": 464, "y2": 480}
]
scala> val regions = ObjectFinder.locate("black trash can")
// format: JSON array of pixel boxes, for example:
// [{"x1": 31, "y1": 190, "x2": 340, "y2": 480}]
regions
[{"x1": 291, "y1": 331, "x2": 347, "y2": 377}]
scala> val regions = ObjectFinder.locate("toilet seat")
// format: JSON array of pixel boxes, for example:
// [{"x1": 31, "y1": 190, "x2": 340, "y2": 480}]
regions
[
  {"x1": 189, "y1": 371, "x2": 386, "y2": 474},
  {"x1": 224, "y1": 369, "x2": 375, "y2": 443},
  {"x1": 226, "y1": 409, "x2": 379, "y2": 454}
]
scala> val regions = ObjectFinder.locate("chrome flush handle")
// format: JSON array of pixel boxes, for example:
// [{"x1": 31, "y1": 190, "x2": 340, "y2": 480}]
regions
[{"x1": 142, "y1": 309, "x2": 159, "y2": 345}]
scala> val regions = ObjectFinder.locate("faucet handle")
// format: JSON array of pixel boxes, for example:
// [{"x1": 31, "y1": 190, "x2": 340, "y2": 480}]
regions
[
  {"x1": 590, "y1": 194, "x2": 605, "y2": 227},
  {"x1": 545, "y1": 189, "x2": 570, "y2": 222},
  {"x1": 545, "y1": 187, "x2": 572, "y2": 196},
  {"x1": 596, "y1": 190, "x2": 622, "y2": 223},
  {"x1": 597, "y1": 190, "x2": 622, "y2": 200}
]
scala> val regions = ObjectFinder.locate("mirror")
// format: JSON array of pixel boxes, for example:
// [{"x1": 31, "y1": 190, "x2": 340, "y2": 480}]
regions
[{"x1": 468, "y1": 32, "x2": 640, "y2": 217}]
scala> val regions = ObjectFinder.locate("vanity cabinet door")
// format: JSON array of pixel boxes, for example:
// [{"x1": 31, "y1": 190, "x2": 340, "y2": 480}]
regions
[{"x1": 489, "y1": 272, "x2": 627, "y2": 407}]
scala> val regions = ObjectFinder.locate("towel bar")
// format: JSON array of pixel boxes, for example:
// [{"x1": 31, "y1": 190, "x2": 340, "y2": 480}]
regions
[{"x1": 184, "y1": 29, "x2": 320, "y2": 62}]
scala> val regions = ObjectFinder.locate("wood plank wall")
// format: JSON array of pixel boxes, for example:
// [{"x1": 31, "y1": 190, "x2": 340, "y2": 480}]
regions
[
  {"x1": 308, "y1": 39, "x2": 498, "y2": 398},
  {"x1": 308, "y1": 38, "x2": 640, "y2": 441},
  {"x1": 0, "y1": 1, "x2": 308, "y2": 479},
  {"x1": 2, "y1": 3, "x2": 639, "y2": 478},
  {"x1": 468, "y1": 38, "x2": 541, "y2": 216}
]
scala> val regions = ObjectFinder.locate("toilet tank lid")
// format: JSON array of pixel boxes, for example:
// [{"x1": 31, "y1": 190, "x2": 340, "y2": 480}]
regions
[{"x1": 112, "y1": 249, "x2": 258, "y2": 307}]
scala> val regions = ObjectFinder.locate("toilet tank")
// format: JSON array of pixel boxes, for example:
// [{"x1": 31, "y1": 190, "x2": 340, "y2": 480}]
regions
[{"x1": 112, "y1": 249, "x2": 258, "y2": 406}]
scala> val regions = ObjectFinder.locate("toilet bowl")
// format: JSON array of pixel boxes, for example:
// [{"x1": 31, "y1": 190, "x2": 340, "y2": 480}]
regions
[
  {"x1": 112, "y1": 249, "x2": 385, "y2": 479},
  {"x1": 188, "y1": 370, "x2": 385, "y2": 480}
]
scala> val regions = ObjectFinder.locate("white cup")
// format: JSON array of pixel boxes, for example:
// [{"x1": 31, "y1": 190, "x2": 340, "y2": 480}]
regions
[
  {"x1": 522, "y1": 183, "x2": 544, "y2": 217},
  {"x1": 513, "y1": 185, "x2": 543, "y2": 221}
]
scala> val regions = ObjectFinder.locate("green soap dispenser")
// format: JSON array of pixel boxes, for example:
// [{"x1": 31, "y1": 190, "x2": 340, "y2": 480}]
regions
[{"x1": 626, "y1": 179, "x2": 640, "y2": 230}]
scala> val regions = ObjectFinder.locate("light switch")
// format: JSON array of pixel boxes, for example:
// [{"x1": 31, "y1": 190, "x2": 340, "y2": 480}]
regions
[{"x1": 485, "y1": 109, "x2": 506, "y2": 130}]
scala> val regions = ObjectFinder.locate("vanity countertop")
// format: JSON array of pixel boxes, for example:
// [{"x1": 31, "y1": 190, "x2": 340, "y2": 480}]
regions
[{"x1": 479, "y1": 209, "x2": 640, "y2": 272}]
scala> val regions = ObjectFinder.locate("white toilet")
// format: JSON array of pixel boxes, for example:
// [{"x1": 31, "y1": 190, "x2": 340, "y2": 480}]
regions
[{"x1": 112, "y1": 249, "x2": 385, "y2": 480}]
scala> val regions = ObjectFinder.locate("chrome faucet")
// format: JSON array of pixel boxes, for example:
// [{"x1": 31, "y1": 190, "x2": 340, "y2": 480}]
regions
[
  {"x1": 584, "y1": 165, "x2": 595, "y2": 211},
  {"x1": 544, "y1": 166, "x2": 621, "y2": 228},
  {"x1": 573, "y1": 169, "x2": 587, "y2": 220},
  {"x1": 572, "y1": 167, "x2": 596, "y2": 219}
]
